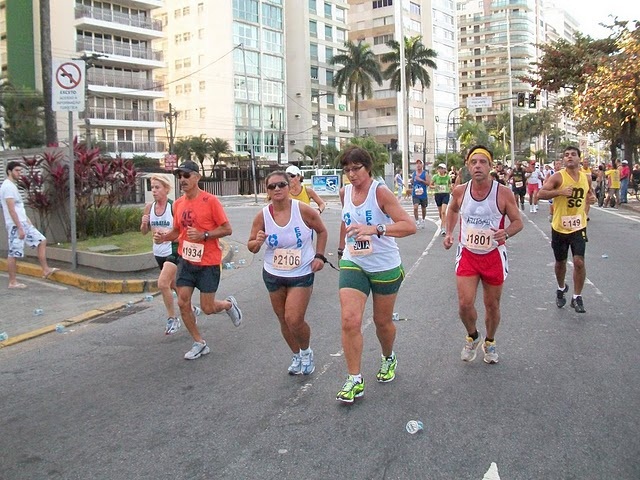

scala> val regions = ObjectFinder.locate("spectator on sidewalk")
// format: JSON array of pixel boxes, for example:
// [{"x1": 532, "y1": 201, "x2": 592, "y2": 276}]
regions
[
  {"x1": 620, "y1": 160, "x2": 631, "y2": 203},
  {"x1": 0, "y1": 161, "x2": 58, "y2": 289},
  {"x1": 286, "y1": 166, "x2": 326, "y2": 214}
]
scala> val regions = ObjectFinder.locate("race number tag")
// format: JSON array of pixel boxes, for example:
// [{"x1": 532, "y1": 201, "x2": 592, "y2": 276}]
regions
[
  {"x1": 515, "y1": 181, "x2": 524, "y2": 188},
  {"x1": 182, "y1": 241, "x2": 204, "y2": 263},
  {"x1": 347, "y1": 237, "x2": 373, "y2": 256},
  {"x1": 436, "y1": 184, "x2": 448, "y2": 193},
  {"x1": 561, "y1": 215, "x2": 582, "y2": 231},
  {"x1": 465, "y1": 228, "x2": 493, "y2": 251},
  {"x1": 414, "y1": 187, "x2": 424, "y2": 196},
  {"x1": 273, "y1": 248, "x2": 301, "y2": 271}
]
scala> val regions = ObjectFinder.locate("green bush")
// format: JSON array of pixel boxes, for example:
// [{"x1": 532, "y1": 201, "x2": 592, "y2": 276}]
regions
[{"x1": 83, "y1": 206, "x2": 142, "y2": 238}]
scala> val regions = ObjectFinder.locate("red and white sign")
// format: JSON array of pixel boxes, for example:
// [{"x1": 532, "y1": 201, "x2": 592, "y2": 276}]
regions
[
  {"x1": 164, "y1": 154, "x2": 177, "y2": 171},
  {"x1": 52, "y1": 59, "x2": 85, "y2": 112}
]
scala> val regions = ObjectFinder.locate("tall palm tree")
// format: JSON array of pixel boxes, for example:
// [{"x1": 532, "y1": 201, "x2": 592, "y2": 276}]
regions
[
  {"x1": 382, "y1": 36, "x2": 437, "y2": 155},
  {"x1": 209, "y1": 137, "x2": 233, "y2": 175},
  {"x1": 330, "y1": 40, "x2": 383, "y2": 136},
  {"x1": 189, "y1": 135, "x2": 213, "y2": 176}
]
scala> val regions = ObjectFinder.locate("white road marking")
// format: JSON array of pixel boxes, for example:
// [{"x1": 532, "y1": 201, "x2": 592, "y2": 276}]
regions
[{"x1": 482, "y1": 462, "x2": 501, "y2": 480}]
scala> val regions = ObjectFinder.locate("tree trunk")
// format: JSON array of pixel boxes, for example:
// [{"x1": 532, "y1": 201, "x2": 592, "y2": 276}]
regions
[
  {"x1": 354, "y1": 95, "x2": 359, "y2": 137},
  {"x1": 39, "y1": 0, "x2": 57, "y2": 145}
]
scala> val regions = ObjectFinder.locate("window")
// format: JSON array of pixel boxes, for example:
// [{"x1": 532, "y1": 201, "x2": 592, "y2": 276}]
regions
[
  {"x1": 183, "y1": 57, "x2": 191, "y2": 68},
  {"x1": 411, "y1": 124, "x2": 424, "y2": 136},
  {"x1": 373, "y1": 15, "x2": 393, "y2": 27},
  {"x1": 262, "y1": 3, "x2": 282, "y2": 29},
  {"x1": 410, "y1": 107, "x2": 424, "y2": 119},
  {"x1": 310, "y1": 43, "x2": 318, "y2": 60},
  {"x1": 233, "y1": 0, "x2": 258, "y2": 22},
  {"x1": 373, "y1": 34, "x2": 393, "y2": 45},
  {"x1": 325, "y1": 46, "x2": 333, "y2": 61},
  {"x1": 263, "y1": 80, "x2": 284, "y2": 104},
  {"x1": 310, "y1": 66, "x2": 318, "y2": 80},
  {"x1": 199, "y1": 107, "x2": 206, "y2": 119},
  {"x1": 326, "y1": 70, "x2": 334, "y2": 84},
  {"x1": 233, "y1": 23, "x2": 258, "y2": 48},
  {"x1": 174, "y1": 9, "x2": 181, "y2": 18},
  {"x1": 326, "y1": 93, "x2": 335, "y2": 105},
  {"x1": 262, "y1": 54, "x2": 283, "y2": 80},
  {"x1": 324, "y1": 2, "x2": 332, "y2": 18},
  {"x1": 117, "y1": 129, "x2": 133, "y2": 141},
  {"x1": 198, "y1": 3, "x2": 204, "y2": 14},
  {"x1": 409, "y1": 2, "x2": 420, "y2": 15},
  {"x1": 198, "y1": 29, "x2": 205, "y2": 40},
  {"x1": 372, "y1": 0, "x2": 393, "y2": 8},
  {"x1": 263, "y1": 29, "x2": 283, "y2": 54},
  {"x1": 336, "y1": 28, "x2": 346, "y2": 42},
  {"x1": 309, "y1": 20, "x2": 317, "y2": 37},
  {"x1": 183, "y1": 110, "x2": 190, "y2": 120},
  {"x1": 234, "y1": 76, "x2": 259, "y2": 101},
  {"x1": 183, "y1": 6, "x2": 190, "y2": 15},
  {"x1": 324, "y1": 25, "x2": 332, "y2": 40},
  {"x1": 174, "y1": 34, "x2": 182, "y2": 45},
  {"x1": 184, "y1": 82, "x2": 192, "y2": 93},
  {"x1": 336, "y1": 7, "x2": 345, "y2": 22},
  {"x1": 309, "y1": 0, "x2": 316, "y2": 13},
  {"x1": 199, "y1": 81, "x2": 206, "y2": 91},
  {"x1": 175, "y1": 85, "x2": 183, "y2": 94},
  {"x1": 175, "y1": 59, "x2": 183, "y2": 70},
  {"x1": 183, "y1": 32, "x2": 191, "y2": 42},
  {"x1": 407, "y1": 19, "x2": 421, "y2": 32},
  {"x1": 234, "y1": 49, "x2": 259, "y2": 75}
]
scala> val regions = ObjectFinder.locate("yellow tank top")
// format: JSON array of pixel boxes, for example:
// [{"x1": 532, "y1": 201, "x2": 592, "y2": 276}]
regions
[
  {"x1": 290, "y1": 184, "x2": 311, "y2": 204},
  {"x1": 552, "y1": 169, "x2": 590, "y2": 234}
]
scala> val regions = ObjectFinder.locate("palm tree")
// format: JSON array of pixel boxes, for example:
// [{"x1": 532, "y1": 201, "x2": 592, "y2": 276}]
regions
[
  {"x1": 330, "y1": 40, "x2": 383, "y2": 137},
  {"x1": 173, "y1": 138, "x2": 192, "y2": 162},
  {"x1": 382, "y1": 36, "x2": 437, "y2": 156},
  {"x1": 209, "y1": 137, "x2": 233, "y2": 175},
  {"x1": 189, "y1": 135, "x2": 212, "y2": 175},
  {"x1": 293, "y1": 145, "x2": 319, "y2": 166}
]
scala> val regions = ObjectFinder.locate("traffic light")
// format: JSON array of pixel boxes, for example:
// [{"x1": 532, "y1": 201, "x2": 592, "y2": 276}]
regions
[
  {"x1": 517, "y1": 92, "x2": 525, "y2": 107},
  {"x1": 528, "y1": 93, "x2": 537, "y2": 109}
]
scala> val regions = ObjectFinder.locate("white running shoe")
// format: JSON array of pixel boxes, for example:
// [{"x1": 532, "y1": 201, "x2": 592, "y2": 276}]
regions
[
  {"x1": 225, "y1": 295, "x2": 242, "y2": 327},
  {"x1": 288, "y1": 354, "x2": 302, "y2": 375},
  {"x1": 184, "y1": 341, "x2": 210, "y2": 360},
  {"x1": 461, "y1": 335, "x2": 483, "y2": 362},
  {"x1": 482, "y1": 340, "x2": 499, "y2": 364},
  {"x1": 192, "y1": 305, "x2": 202, "y2": 317},
  {"x1": 165, "y1": 317, "x2": 181, "y2": 335},
  {"x1": 300, "y1": 349, "x2": 315, "y2": 375}
]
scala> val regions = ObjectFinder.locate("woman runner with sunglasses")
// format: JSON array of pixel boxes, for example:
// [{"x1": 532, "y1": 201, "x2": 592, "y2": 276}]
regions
[
  {"x1": 247, "y1": 171, "x2": 328, "y2": 376},
  {"x1": 285, "y1": 165, "x2": 326, "y2": 214}
]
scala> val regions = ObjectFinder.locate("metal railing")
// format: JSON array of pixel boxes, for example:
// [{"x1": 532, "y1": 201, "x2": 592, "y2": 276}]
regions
[
  {"x1": 76, "y1": 38, "x2": 163, "y2": 61},
  {"x1": 86, "y1": 107, "x2": 165, "y2": 122},
  {"x1": 87, "y1": 70, "x2": 162, "y2": 91},
  {"x1": 75, "y1": 5, "x2": 163, "y2": 32},
  {"x1": 102, "y1": 141, "x2": 166, "y2": 153}
]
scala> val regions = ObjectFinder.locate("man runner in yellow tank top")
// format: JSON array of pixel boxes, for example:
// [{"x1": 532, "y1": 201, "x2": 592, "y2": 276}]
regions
[{"x1": 538, "y1": 146, "x2": 596, "y2": 313}]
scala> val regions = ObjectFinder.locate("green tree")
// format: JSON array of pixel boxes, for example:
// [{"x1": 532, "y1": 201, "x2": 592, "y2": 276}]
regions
[
  {"x1": 209, "y1": 137, "x2": 233, "y2": 175},
  {"x1": 0, "y1": 84, "x2": 45, "y2": 148},
  {"x1": 381, "y1": 36, "x2": 437, "y2": 156},
  {"x1": 343, "y1": 137, "x2": 389, "y2": 177},
  {"x1": 330, "y1": 39, "x2": 383, "y2": 136},
  {"x1": 189, "y1": 134, "x2": 213, "y2": 175}
]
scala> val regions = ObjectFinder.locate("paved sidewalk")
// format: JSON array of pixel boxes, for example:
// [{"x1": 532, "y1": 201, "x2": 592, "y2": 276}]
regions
[{"x1": 0, "y1": 240, "x2": 235, "y2": 349}]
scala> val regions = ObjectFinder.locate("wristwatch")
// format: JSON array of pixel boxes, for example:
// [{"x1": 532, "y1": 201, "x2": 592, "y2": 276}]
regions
[
  {"x1": 203, "y1": 231, "x2": 209, "y2": 241},
  {"x1": 376, "y1": 224, "x2": 387, "y2": 238}
]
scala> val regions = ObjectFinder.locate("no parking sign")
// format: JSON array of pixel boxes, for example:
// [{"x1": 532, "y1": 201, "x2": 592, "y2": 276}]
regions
[{"x1": 52, "y1": 59, "x2": 85, "y2": 112}]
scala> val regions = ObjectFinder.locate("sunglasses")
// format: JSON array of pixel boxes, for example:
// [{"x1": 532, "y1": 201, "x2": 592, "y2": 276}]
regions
[
  {"x1": 343, "y1": 164, "x2": 364, "y2": 174},
  {"x1": 288, "y1": 173, "x2": 298, "y2": 178},
  {"x1": 267, "y1": 181, "x2": 289, "y2": 190},
  {"x1": 176, "y1": 172, "x2": 192, "y2": 179}
]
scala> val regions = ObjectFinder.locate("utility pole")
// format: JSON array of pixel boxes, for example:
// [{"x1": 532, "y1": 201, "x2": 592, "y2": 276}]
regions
[
  {"x1": 40, "y1": 0, "x2": 57, "y2": 145},
  {"x1": 316, "y1": 94, "x2": 322, "y2": 169},
  {"x1": 163, "y1": 103, "x2": 178, "y2": 154}
]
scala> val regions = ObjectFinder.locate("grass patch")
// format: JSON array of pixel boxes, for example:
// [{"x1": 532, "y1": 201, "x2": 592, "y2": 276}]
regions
[{"x1": 54, "y1": 231, "x2": 153, "y2": 255}]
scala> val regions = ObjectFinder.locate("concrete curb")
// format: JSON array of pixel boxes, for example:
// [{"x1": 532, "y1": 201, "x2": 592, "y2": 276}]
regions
[{"x1": 0, "y1": 240, "x2": 232, "y2": 294}]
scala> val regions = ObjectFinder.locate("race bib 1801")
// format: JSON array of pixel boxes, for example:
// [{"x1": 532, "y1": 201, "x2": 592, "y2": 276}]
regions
[{"x1": 465, "y1": 228, "x2": 493, "y2": 251}]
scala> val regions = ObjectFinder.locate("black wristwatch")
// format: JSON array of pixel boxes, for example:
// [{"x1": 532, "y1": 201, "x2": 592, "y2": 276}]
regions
[
  {"x1": 376, "y1": 224, "x2": 387, "y2": 238},
  {"x1": 203, "y1": 232, "x2": 209, "y2": 241}
]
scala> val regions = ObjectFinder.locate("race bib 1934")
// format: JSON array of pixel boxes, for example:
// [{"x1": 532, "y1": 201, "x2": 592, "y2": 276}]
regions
[{"x1": 182, "y1": 240, "x2": 204, "y2": 263}]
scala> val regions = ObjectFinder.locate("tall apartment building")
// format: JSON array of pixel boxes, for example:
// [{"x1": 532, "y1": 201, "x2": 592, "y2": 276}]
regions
[
  {"x1": 0, "y1": 0, "x2": 166, "y2": 157},
  {"x1": 457, "y1": 0, "x2": 542, "y2": 130},
  {"x1": 154, "y1": 0, "x2": 292, "y2": 163},
  {"x1": 285, "y1": 0, "x2": 352, "y2": 161}
]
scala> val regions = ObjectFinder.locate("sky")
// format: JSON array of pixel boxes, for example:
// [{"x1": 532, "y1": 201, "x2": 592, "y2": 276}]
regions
[{"x1": 561, "y1": 0, "x2": 639, "y2": 38}]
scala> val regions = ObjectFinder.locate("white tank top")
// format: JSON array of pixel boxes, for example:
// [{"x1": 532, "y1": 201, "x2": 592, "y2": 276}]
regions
[
  {"x1": 342, "y1": 180, "x2": 401, "y2": 272},
  {"x1": 263, "y1": 200, "x2": 315, "y2": 277},
  {"x1": 459, "y1": 181, "x2": 505, "y2": 255},
  {"x1": 150, "y1": 200, "x2": 174, "y2": 257}
]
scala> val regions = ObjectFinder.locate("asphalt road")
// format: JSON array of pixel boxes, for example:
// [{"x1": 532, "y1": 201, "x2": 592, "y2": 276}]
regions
[{"x1": 1, "y1": 198, "x2": 639, "y2": 480}]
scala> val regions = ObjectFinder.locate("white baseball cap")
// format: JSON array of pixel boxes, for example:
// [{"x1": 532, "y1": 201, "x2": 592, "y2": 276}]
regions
[
  {"x1": 285, "y1": 165, "x2": 302, "y2": 176},
  {"x1": 438, "y1": 163, "x2": 447, "y2": 169}
]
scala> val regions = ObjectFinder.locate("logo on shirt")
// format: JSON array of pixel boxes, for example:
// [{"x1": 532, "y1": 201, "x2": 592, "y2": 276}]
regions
[{"x1": 267, "y1": 234, "x2": 278, "y2": 247}]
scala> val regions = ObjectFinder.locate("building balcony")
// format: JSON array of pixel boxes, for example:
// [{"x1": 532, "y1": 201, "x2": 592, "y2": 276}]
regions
[
  {"x1": 81, "y1": 107, "x2": 164, "y2": 124},
  {"x1": 103, "y1": 140, "x2": 166, "y2": 154},
  {"x1": 87, "y1": 70, "x2": 162, "y2": 91},
  {"x1": 75, "y1": 5, "x2": 163, "y2": 40},
  {"x1": 76, "y1": 38, "x2": 163, "y2": 67}
]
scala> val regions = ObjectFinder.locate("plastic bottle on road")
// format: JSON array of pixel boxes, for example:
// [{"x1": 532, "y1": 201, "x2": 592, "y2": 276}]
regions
[
  {"x1": 55, "y1": 324, "x2": 65, "y2": 333},
  {"x1": 0, "y1": 332, "x2": 8, "y2": 341},
  {"x1": 33, "y1": 308, "x2": 44, "y2": 316},
  {"x1": 144, "y1": 294, "x2": 154, "y2": 302},
  {"x1": 405, "y1": 420, "x2": 424, "y2": 434}
]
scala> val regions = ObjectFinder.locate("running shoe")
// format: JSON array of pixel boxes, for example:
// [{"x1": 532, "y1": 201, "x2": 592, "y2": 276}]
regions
[
  {"x1": 165, "y1": 317, "x2": 181, "y2": 335},
  {"x1": 300, "y1": 349, "x2": 315, "y2": 375},
  {"x1": 570, "y1": 295, "x2": 586, "y2": 313},
  {"x1": 376, "y1": 353, "x2": 397, "y2": 382},
  {"x1": 288, "y1": 354, "x2": 302, "y2": 375},
  {"x1": 225, "y1": 295, "x2": 242, "y2": 327},
  {"x1": 461, "y1": 334, "x2": 483, "y2": 362},
  {"x1": 482, "y1": 340, "x2": 499, "y2": 364},
  {"x1": 192, "y1": 305, "x2": 202, "y2": 317},
  {"x1": 556, "y1": 285, "x2": 569, "y2": 308},
  {"x1": 440, "y1": 228, "x2": 446, "y2": 236},
  {"x1": 184, "y1": 341, "x2": 210, "y2": 360},
  {"x1": 336, "y1": 376, "x2": 365, "y2": 404}
]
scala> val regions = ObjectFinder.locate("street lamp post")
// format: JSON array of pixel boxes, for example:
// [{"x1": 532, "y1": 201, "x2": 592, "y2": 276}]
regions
[
  {"x1": 313, "y1": 91, "x2": 332, "y2": 169},
  {"x1": 506, "y1": 11, "x2": 516, "y2": 167},
  {"x1": 445, "y1": 106, "x2": 464, "y2": 166}
]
